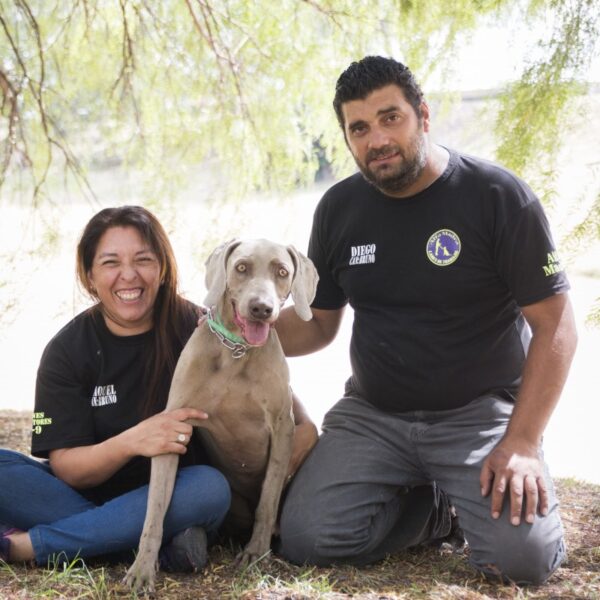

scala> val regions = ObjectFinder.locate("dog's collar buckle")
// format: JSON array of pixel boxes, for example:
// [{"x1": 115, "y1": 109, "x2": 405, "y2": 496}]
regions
[
  {"x1": 231, "y1": 344, "x2": 247, "y2": 359},
  {"x1": 205, "y1": 308, "x2": 249, "y2": 359}
]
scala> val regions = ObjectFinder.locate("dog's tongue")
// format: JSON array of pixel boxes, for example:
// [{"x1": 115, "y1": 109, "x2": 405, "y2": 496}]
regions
[{"x1": 243, "y1": 320, "x2": 270, "y2": 346}]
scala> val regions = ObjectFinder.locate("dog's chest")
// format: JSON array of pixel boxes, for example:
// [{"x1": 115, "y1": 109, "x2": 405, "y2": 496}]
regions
[
  {"x1": 194, "y1": 333, "x2": 289, "y2": 400},
  {"x1": 195, "y1": 342, "x2": 290, "y2": 466},
  {"x1": 198, "y1": 389, "x2": 291, "y2": 489},
  {"x1": 170, "y1": 327, "x2": 292, "y2": 491}
]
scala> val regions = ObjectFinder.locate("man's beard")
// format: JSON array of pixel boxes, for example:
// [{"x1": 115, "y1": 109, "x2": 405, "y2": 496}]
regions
[{"x1": 355, "y1": 129, "x2": 427, "y2": 195}]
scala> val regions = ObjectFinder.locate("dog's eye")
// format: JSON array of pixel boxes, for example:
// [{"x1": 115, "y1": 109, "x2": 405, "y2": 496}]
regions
[
  {"x1": 278, "y1": 268, "x2": 289, "y2": 278},
  {"x1": 236, "y1": 263, "x2": 247, "y2": 273}
]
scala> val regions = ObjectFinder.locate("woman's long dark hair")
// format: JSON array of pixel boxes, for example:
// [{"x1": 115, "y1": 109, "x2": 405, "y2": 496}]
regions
[{"x1": 76, "y1": 205, "x2": 197, "y2": 416}]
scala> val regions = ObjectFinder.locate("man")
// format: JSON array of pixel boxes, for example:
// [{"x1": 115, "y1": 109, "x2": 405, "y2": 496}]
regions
[{"x1": 275, "y1": 56, "x2": 577, "y2": 585}]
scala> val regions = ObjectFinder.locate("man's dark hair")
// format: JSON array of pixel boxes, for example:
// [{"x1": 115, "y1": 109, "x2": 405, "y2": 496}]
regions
[{"x1": 333, "y1": 56, "x2": 424, "y2": 129}]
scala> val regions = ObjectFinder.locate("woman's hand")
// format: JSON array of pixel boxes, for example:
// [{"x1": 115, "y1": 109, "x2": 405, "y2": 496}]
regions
[{"x1": 126, "y1": 407, "x2": 208, "y2": 458}]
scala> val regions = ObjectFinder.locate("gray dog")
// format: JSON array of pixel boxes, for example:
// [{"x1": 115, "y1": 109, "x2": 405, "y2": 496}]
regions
[{"x1": 124, "y1": 239, "x2": 318, "y2": 592}]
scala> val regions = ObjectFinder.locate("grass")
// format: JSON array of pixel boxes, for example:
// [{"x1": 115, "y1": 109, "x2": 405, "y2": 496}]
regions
[
  {"x1": 0, "y1": 556, "x2": 111, "y2": 599},
  {"x1": 1, "y1": 477, "x2": 598, "y2": 599},
  {"x1": 0, "y1": 413, "x2": 598, "y2": 599}
]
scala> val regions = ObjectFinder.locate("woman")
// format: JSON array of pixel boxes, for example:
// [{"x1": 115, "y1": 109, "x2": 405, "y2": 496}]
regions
[{"x1": 0, "y1": 205, "x2": 317, "y2": 570}]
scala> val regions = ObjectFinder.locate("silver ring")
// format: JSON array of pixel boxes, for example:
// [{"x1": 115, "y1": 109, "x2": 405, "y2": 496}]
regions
[{"x1": 177, "y1": 433, "x2": 186, "y2": 443}]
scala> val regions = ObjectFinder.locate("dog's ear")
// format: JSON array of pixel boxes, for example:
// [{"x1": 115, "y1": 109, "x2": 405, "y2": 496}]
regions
[
  {"x1": 286, "y1": 245, "x2": 319, "y2": 321},
  {"x1": 204, "y1": 239, "x2": 241, "y2": 308}
]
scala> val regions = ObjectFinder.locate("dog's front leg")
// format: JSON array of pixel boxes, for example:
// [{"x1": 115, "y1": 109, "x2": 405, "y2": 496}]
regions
[
  {"x1": 236, "y1": 406, "x2": 294, "y2": 567},
  {"x1": 123, "y1": 453, "x2": 179, "y2": 593}
]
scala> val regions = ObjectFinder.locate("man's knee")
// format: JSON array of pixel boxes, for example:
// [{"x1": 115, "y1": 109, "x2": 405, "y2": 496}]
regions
[
  {"x1": 278, "y1": 525, "x2": 329, "y2": 566},
  {"x1": 278, "y1": 492, "x2": 385, "y2": 567},
  {"x1": 278, "y1": 515, "x2": 369, "y2": 567},
  {"x1": 279, "y1": 497, "x2": 335, "y2": 566},
  {"x1": 470, "y1": 526, "x2": 566, "y2": 585}
]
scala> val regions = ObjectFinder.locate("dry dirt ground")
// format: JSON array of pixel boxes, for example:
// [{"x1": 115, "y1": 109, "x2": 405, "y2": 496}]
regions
[{"x1": 0, "y1": 410, "x2": 598, "y2": 599}]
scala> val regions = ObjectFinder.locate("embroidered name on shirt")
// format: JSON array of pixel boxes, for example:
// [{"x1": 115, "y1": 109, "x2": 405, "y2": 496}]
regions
[
  {"x1": 349, "y1": 244, "x2": 376, "y2": 265},
  {"x1": 91, "y1": 384, "x2": 118, "y2": 407},
  {"x1": 32, "y1": 411, "x2": 52, "y2": 435},
  {"x1": 542, "y1": 251, "x2": 564, "y2": 276}
]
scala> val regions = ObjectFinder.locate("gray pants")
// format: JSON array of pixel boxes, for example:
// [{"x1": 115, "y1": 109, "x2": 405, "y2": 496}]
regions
[{"x1": 279, "y1": 392, "x2": 565, "y2": 585}]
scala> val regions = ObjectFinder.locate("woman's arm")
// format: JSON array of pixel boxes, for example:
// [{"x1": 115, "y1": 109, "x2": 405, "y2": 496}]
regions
[{"x1": 49, "y1": 407, "x2": 208, "y2": 488}]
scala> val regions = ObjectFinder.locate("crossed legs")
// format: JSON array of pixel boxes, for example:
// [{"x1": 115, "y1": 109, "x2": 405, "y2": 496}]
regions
[{"x1": 0, "y1": 449, "x2": 230, "y2": 565}]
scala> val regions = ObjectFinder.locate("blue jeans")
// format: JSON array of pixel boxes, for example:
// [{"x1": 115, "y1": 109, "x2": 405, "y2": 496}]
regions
[
  {"x1": 0, "y1": 449, "x2": 231, "y2": 566},
  {"x1": 280, "y1": 393, "x2": 565, "y2": 585}
]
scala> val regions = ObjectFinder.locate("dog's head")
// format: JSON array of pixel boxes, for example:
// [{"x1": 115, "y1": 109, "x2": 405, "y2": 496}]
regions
[{"x1": 204, "y1": 239, "x2": 318, "y2": 346}]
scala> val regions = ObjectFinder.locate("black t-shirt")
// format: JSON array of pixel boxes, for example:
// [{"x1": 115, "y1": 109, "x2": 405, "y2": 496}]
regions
[
  {"x1": 308, "y1": 149, "x2": 570, "y2": 413},
  {"x1": 32, "y1": 306, "x2": 207, "y2": 504}
]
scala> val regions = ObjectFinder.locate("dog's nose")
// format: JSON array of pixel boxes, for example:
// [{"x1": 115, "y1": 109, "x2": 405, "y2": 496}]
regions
[{"x1": 249, "y1": 299, "x2": 274, "y2": 320}]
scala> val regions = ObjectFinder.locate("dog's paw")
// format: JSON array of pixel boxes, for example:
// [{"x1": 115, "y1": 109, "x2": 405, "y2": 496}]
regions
[
  {"x1": 123, "y1": 558, "x2": 157, "y2": 594},
  {"x1": 234, "y1": 544, "x2": 271, "y2": 570}
]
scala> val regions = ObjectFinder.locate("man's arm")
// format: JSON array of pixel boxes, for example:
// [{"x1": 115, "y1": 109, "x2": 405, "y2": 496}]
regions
[
  {"x1": 480, "y1": 292, "x2": 577, "y2": 525},
  {"x1": 276, "y1": 305, "x2": 345, "y2": 357},
  {"x1": 286, "y1": 391, "x2": 319, "y2": 480}
]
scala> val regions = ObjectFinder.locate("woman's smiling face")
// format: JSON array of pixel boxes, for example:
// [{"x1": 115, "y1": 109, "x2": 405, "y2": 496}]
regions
[{"x1": 88, "y1": 226, "x2": 162, "y2": 336}]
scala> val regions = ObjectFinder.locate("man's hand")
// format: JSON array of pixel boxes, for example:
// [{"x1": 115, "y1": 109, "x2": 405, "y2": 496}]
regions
[
  {"x1": 479, "y1": 294, "x2": 576, "y2": 527},
  {"x1": 480, "y1": 438, "x2": 549, "y2": 526}
]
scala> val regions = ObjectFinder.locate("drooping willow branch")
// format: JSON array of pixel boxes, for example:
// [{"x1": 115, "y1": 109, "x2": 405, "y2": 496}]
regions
[{"x1": 0, "y1": 1, "x2": 97, "y2": 201}]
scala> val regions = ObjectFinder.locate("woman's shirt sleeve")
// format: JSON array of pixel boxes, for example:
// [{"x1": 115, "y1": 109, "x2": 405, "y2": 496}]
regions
[{"x1": 31, "y1": 335, "x2": 96, "y2": 458}]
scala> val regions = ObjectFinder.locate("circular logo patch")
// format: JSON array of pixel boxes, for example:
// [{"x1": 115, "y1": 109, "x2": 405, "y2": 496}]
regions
[{"x1": 426, "y1": 229, "x2": 461, "y2": 266}]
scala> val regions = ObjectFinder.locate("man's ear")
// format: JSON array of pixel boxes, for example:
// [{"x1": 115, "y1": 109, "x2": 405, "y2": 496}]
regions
[{"x1": 420, "y1": 101, "x2": 430, "y2": 132}]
